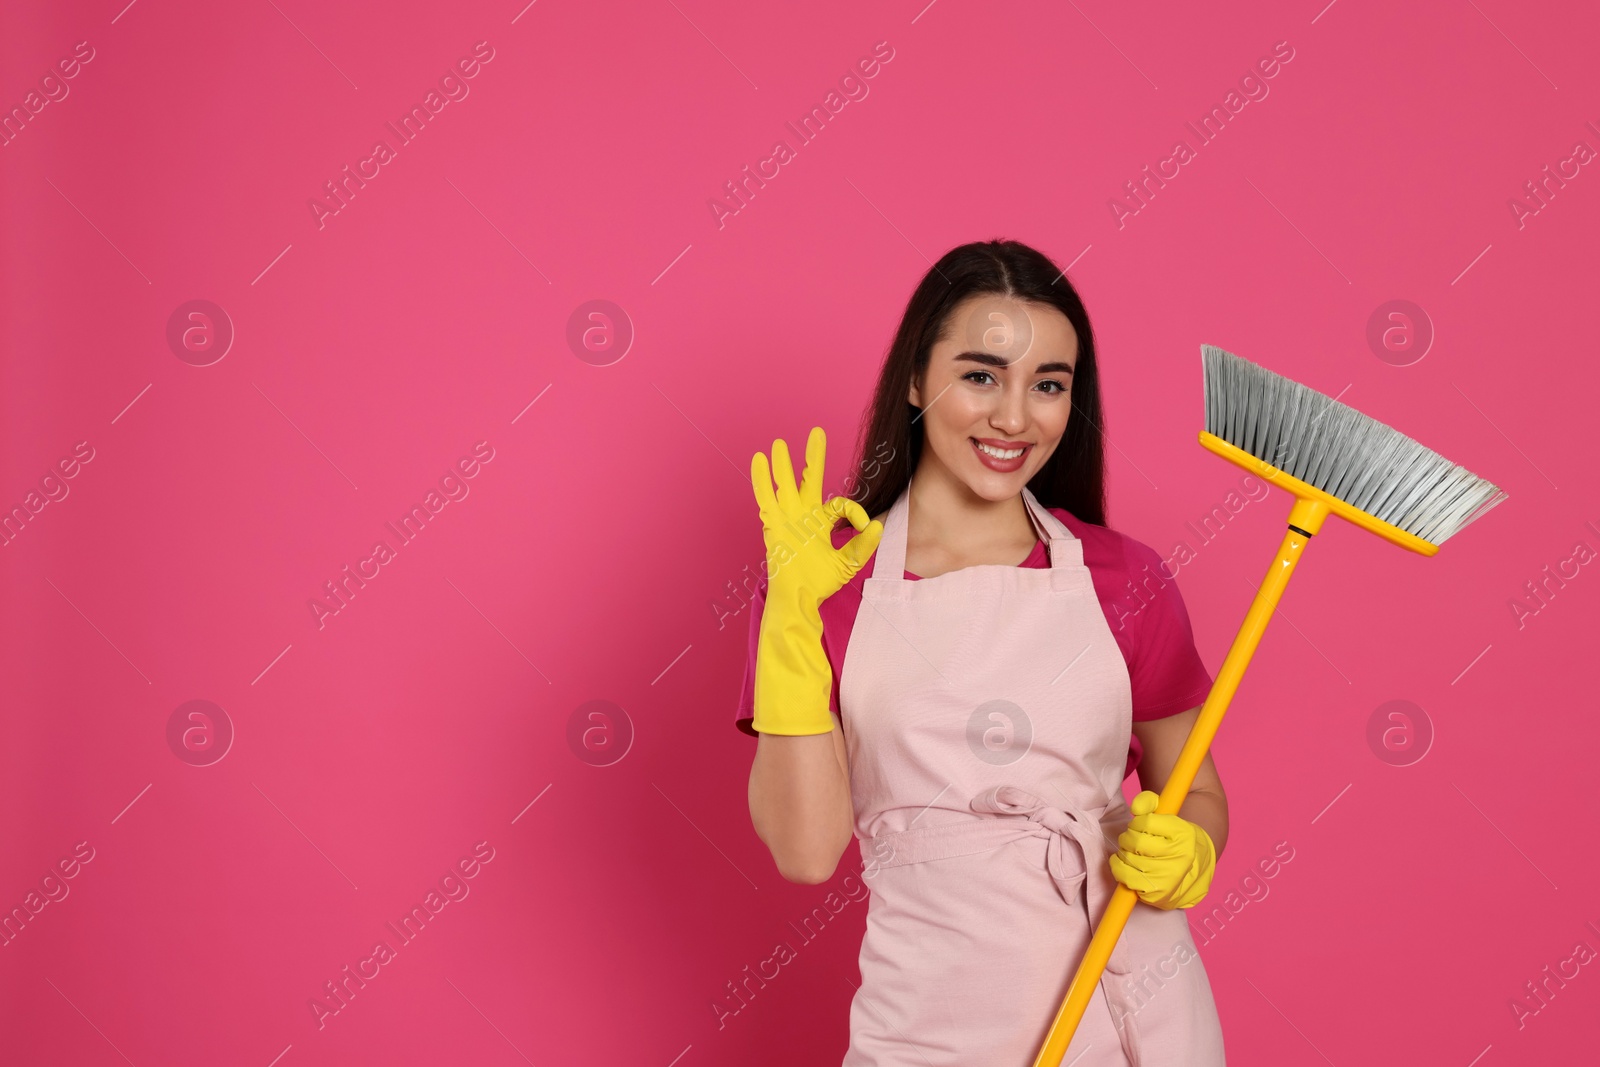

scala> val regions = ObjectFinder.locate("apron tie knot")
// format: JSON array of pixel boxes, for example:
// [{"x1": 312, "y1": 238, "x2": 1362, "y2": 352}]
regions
[{"x1": 969, "y1": 785, "x2": 1115, "y2": 898}]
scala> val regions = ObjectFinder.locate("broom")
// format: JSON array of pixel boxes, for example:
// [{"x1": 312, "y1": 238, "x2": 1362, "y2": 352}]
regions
[{"x1": 1030, "y1": 343, "x2": 1508, "y2": 1065}]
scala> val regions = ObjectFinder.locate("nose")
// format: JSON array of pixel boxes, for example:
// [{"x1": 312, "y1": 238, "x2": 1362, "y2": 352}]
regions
[{"x1": 989, "y1": 378, "x2": 1029, "y2": 435}]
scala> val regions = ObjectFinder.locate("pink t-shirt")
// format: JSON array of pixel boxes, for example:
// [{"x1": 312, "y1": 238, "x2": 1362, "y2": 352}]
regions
[{"x1": 734, "y1": 507, "x2": 1214, "y2": 782}]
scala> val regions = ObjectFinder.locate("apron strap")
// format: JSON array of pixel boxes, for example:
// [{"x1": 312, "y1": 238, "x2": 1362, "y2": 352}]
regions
[
  {"x1": 871, "y1": 485, "x2": 1083, "y2": 580},
  {"x1": 1020, "y1": 487, "x2": 1084, "y2": 571},
  {"x1": 869, "y1": 486, "x2": 913, "y2": 580}
]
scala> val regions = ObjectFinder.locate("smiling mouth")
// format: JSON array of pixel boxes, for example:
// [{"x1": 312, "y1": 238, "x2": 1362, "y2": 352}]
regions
[
  {"x1": 975, "y1": 441, "x2": 1026, "y2": 459},
  {"x1": 970, "y1": 437, "x2": 1032, "y2": 471}
]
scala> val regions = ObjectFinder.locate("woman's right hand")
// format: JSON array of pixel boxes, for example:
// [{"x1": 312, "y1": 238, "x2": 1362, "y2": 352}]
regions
[
  {"x1": 748, "y1": 426, "x2": 882, "y2": 735},
  {"x1": 750, "y1": 426, "x2": 883, "y2": 605}
]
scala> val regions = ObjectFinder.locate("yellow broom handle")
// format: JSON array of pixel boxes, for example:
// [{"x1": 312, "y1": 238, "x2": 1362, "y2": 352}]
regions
[{"x1": 1031, "y1": 497, "x2": 1328, "y2": 1066}]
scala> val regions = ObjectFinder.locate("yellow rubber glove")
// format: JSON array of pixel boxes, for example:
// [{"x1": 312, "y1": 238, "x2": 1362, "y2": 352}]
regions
[
  {"x1": 1107, "y1": 790, "x2": 1217, "y2": 910},
  {"x1": 749, "y1": 427, "x2": 883, "y2": 735}
]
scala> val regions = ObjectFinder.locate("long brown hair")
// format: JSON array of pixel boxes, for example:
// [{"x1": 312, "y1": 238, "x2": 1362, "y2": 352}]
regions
[{"x1": 838, "y1": 239, "x2": 1108, "y2": 531}]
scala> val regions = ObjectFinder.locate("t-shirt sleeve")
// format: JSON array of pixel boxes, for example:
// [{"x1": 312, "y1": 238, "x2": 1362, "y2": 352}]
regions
[
  {"x1": 1121, "y1": 537, "x2": 1214, "y2": 721},
  {"x1": 735, "y1": 576, "x2": 764, "y2": 737}
]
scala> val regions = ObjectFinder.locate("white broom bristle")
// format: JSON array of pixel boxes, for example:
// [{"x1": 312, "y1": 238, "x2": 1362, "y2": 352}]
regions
[{"x1": 1201, "y1": 344, "x2": 1507, "y2": 546}]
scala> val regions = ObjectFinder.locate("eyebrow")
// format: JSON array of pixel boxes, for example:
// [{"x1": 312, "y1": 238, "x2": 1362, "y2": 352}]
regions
[{"x1": 953, "y1": 350, "x2": 1075, "y2": 374}]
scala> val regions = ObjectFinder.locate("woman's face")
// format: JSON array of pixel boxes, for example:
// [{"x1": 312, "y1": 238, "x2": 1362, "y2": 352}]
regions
[{"x1": 909, "y1": 294, "x2": 1079, "y2": 502}]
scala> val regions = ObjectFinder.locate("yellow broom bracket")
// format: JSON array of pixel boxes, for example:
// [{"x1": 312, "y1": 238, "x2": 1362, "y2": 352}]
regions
[
  {"x1": 1287, "y1": 495, "x2": 1330, "y2": 535},
  {"x1": 1198, "y1": 431, "x2": 1439, "y2": 556}
]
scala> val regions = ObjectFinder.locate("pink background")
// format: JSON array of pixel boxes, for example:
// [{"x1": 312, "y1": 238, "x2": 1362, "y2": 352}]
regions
[{"x1": 2, "y1": 1, "x2": 1596, "y2": 1064}]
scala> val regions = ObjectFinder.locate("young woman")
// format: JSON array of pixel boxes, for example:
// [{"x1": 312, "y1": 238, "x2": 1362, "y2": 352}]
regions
[{"x1": 736, "y1": 240, "x2": 1228, "y2": 1065}]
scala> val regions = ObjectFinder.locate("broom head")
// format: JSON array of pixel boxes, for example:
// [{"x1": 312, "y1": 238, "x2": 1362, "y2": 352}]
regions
[{"x1": 1199, "y1": 344, "x2": 1507, "y2": 555}]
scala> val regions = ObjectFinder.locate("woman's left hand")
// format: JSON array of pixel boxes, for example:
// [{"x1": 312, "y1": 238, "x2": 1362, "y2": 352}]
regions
[{"x1": 1108, "y1": 790, "x2": 1217, "y2": 910}]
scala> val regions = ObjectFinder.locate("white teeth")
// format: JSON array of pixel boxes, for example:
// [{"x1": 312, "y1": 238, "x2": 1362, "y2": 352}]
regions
[{"x1": 975, "y1": 441, "x2": 1025, "y2": 460}]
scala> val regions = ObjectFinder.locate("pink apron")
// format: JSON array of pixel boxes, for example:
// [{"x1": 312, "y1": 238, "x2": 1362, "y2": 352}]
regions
[{"x1": 839, "y1": 486, "x2": 1226, "y2": 1066}]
